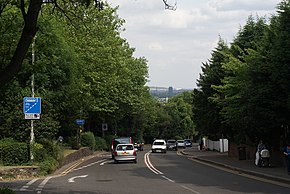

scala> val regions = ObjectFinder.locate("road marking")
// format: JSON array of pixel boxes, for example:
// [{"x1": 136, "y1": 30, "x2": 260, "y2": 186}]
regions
[
  {"x1": 73, "y1": 159, "x2": 107, "y2": 170},
  {"x1": 68, "y1": 175, "x2": 88, "y2": 183},
  {"x1": 19, "y1": 158, "x2": 107, "y2": 193},
  {"x1": 161, "y1": 175, "x2": 175, "y2": 182},
  {"x1": 144, "y1": 152, "x2": 163, "y2": 175},
  {"x1": 180, "y1": 185, "x2": 201, "y2": 194},
  {"x1": 100, "y1": 160, "x2": 111, "y2": 165},
  {"x1": 36, "y1": 176, "x2": 55, "y2": 194},
  {"x1": 20, "y1": 178, "x2": 38, "y2": 191},
  {"x1": 61, "y1": 161, "x2": 83, "y2": 175},
  {"x1": 145, "y1": 152, "x2": 201, "y2": 193}
]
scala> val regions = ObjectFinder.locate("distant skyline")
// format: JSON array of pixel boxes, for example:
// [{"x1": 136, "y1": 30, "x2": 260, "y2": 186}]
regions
[{"x1": 110, "y1": 0, "x2": 280, "y2": 89}]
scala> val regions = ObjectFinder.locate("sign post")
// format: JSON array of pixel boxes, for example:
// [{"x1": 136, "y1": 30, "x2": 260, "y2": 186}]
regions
[
  {"x1": 75, "y1": 119, "x2": 85, "y2": 147},
  {"x1": 102, "y1": 123, "x2": 108, "y2": 137}
]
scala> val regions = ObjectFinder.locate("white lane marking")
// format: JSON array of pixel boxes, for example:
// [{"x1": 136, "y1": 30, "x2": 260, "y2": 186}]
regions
[
  {"x1": 144, "y1": 152, "x2": 163, "y2": 175},
  {"x1": 145, "y1": 152, "x2": 201, "y2": 194},
  {"x1": 20, "y1": 158, "x2": 106, "y2": 193},
  {"x1": 180, "y1": 185, "x2": 201, "y2": 194},
  {"x1": 20, "y1": 178, "x2": 38, "y2": 191},
  {"x1": 161, "y1": 175, "x2": 175, "y2": 182},
  {"x1": 73, "y1": 159, "x2": 107, "y2": 171},
  {"x1": 36, "y1": 176, "x2": 55, "y2": 194},
  {"x1": 100, "y1": 160, "x2": 111, "y2": 166},
  {"x1": 68, "y1": 175, "x2": 88, "y2": 183}
]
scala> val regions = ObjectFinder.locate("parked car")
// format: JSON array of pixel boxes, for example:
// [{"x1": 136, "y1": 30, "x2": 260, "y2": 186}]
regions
[
  {"x1": 111, "y1": 137, "x2": 132, "y2": 159},
  {"x1": 113, "y1": 143, "x2": 137, "y2": 163},
  {"x1": 184, "y1": 139, "x2": 193, "y2": 147},
  {"x1": 151, "y1": 139, "x2": 167, "y2": 153},
  {"x1": 134, "y1": 140, "x2": 144, "y2": 151},
  {"x1": 166, "y1": 139, "x2": 177, "y2": 150},
  {"x1": 176, "y1": 140, "x2": 186, "y2": 149}
]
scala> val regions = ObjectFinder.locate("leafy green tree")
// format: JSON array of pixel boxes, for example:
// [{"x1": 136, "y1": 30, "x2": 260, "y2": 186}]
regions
[
  {"x1": 0, "y1": 0, "x2": 105, "y2": 88},
  {"x1": 211, "y1": 16, "x2": 270, "y2": 144},
  {"x1": 211, "y1": 6, "x2": 290, "y2": 148},
  {"x1": 165, "y1": 92, "x2": 195, "y2": 139},
  {"x1": 264, "y1": 0, "x2": 290, "y2": 145},
  {"x1": 193, "y1": 38, "x2": 229, "y2": 140}
]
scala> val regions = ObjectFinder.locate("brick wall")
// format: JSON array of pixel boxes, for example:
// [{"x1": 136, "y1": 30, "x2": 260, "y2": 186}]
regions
[
  {"x1": 228, "y1": 142, "x2": 256, "y2": 160},
  {"x1": 229, "y1": 142, "x2": 285, "y2": 166}
]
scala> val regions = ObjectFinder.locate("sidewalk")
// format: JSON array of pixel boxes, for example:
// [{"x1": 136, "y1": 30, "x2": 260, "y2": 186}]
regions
[{"x1": 181, "y1": 148, "x2": 290, "y2": 185}]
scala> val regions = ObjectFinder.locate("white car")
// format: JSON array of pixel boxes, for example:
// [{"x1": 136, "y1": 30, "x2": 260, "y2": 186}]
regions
[
  {"x1": 176, "y1": 140, "x2": 186, "y2": 149},
  {"x1": 151, "y1": 139, "x2": 167, "y2": 153},
  {"x1": 113, "y1": 144, "x2": 137, "y2": 163}
]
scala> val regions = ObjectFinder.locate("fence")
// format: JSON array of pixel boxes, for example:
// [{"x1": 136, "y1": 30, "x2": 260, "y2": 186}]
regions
[{"x1": 203, "y1": 138, "x2": 228, "y2": 152}]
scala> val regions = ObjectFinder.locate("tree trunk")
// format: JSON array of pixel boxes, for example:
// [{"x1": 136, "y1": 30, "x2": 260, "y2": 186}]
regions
[{"x1": 0, "y1": 0, "x2": 42, "y2": 88}]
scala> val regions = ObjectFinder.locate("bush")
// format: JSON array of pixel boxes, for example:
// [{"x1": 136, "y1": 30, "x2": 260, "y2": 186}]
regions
[
  {"x1": 39, "y1": 139, "x2": 62, "y2": 161},
  {"x1": 81, "y1": 132, "x2": 96, "y2": 150},
  {"x1": 68, "y1": 136, "x2": 80, "y2": 150},
  {"x1": 39, "y1": 156, "x2": 59, "y2": 175},
  {"x1": 0, "y1": 138, "x2": 29, "y2": 165},
  {"x1": 95, "y1": 136, "x2": 108, "y2": 151}
]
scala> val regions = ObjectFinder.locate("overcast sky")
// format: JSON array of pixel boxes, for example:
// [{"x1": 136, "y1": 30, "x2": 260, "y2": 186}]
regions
[{"x1": 109, "y1": 0, "x2": 281, "y2": 89}]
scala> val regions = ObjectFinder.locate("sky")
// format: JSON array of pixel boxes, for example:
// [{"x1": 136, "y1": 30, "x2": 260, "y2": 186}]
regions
[{"x1": 109, "y1": 0, "x2": 281, "y2": 89}]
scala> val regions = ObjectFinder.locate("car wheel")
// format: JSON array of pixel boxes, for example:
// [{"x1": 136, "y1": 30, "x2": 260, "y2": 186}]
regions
[
  {"x1": 114, "y1": 160, "x2": 118, "y2": 164},
  {"x1": 134, "y1": 159, "x2": 137, "y2": 163}
]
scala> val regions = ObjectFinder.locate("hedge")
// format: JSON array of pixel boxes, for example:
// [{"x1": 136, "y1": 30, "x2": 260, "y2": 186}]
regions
[{"x1": 0, "y1": 138, "x2": 29, "y2": 165}]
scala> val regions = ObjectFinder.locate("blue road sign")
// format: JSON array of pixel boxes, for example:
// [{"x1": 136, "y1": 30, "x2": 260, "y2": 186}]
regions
[
  {"x1": 23, "y1": 97, "x2": 41, "y2": 114},
  {"x1": 76, "y1": 119, "x2": 85, "y2": 125}
]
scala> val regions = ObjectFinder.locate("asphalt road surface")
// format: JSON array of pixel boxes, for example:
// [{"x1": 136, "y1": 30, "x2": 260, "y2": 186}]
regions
[{"x1": 1, "y1": 146, "x2": 289, "y2": 194}]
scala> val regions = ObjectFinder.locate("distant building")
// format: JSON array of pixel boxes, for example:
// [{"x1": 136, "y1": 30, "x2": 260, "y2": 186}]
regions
[{"x1": 149, "y1": 86, "x2": 192, "y2": 100}]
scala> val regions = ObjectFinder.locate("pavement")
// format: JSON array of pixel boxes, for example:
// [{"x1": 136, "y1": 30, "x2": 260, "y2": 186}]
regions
[{"x1": 181, "y1": 147, "x2": 290, "y2": 185}]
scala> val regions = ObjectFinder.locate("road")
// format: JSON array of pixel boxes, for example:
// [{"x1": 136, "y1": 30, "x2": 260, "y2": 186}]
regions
[{"x1": 1, "y1": 146, "x2": 289, "y2": 194}]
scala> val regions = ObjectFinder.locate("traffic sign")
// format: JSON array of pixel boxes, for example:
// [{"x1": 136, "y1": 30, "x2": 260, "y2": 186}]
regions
[
  {"x1": 25, "y1": 114, "x2": 40, "y2": 120},
  {"x1": 23, "y1": 97, "x2": 41, "y2": 114},
  {"x1": 102, "y1": 123, "x2": 108, "y2": 131},
  {"x1": 76, "y1": 119, "x2": 85, "y2": 125}
]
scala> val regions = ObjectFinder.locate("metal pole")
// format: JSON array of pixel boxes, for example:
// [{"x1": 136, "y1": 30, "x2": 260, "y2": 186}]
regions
[{"x1": 30, "y1": 36, "x2": 36, "y2": 160}]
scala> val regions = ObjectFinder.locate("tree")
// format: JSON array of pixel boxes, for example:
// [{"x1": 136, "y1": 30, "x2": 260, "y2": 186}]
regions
[
  {"x1": 167, "y1": 92, "x2": 196, "y2": 139},
  {"x1": 211, "y1": 16, "x2": 270, "y2": 144},
  {"x1": 0, "y1": 1, "x2": 104, "y2": 89},
  {"x1": 193, "y1": 38, "x2": 230, "y2": 139},
  {"x1": 0, "y1": 0, "x2": 173, "y2": 89}
]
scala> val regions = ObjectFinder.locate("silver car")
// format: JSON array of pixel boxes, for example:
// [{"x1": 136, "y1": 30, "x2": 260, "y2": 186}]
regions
[
  {"x1": 113, "y1": 144, "x2": 137, "y2": 163},
  {"x1": 176, "y1": 140, "x2": 186, "y2": 149}
]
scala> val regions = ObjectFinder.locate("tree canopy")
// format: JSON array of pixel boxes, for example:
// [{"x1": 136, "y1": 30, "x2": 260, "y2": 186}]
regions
[{"x1": 193, "y1": 0, "x2": 290, "y2": 148}]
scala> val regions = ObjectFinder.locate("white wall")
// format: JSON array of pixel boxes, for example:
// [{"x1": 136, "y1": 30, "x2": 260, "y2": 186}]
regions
[{"x1": 204, "y1": 138, "x2": 228, "y2": 152}]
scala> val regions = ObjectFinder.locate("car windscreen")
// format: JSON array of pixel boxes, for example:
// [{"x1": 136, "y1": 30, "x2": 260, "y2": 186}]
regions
[
  {"x1": 116, "y1": 138, "x2": 131, "y2": 144},
  {"x1": 113, "y1": 138, "x2": 131, "y2": 149},
  {"x1": 116, "y1": 145, "x2": 134, "y2": 151},
  {"x1": 167, "y1": 140, "x2": 176, "y2": 143},
  {"x1": 153, "y1": 141, "x2": 165, "y2": 145}
]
